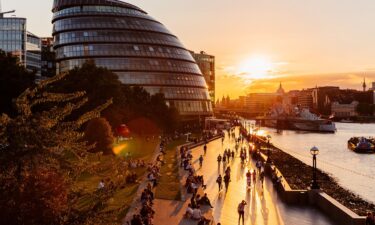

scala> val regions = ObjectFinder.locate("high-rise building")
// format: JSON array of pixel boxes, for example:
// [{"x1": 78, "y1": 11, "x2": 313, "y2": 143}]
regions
[
  {"x1": 41, "y1": 37, "x2": 56, "y2": 77},
  {"x1": 190, "y1": 51, "x2": 215, "y2": 107},
  {"x1": 297, "y1": 89, "x2": 314, "y2": 110},
  {"x1": 26, "y1": 32, "x2": 41, "y2": 76},
  {"x1": 0, "y1": 11, "x2": 41, "y2": 76},
  {"x1": 0, "y1": 16, "x2": 26, "y2": 63},
  {"x1": 52, "y1": 0, "x2": 212, "y2": 118}
]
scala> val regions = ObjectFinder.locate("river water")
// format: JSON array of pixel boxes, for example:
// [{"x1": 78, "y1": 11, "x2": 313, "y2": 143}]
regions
[{"x1": 249, "y1": 122, "x2": 375, "y2": 203}]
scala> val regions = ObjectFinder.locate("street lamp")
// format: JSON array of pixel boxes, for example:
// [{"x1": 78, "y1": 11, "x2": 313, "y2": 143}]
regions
[
  {"x1": 310, "y1": 146, "x2": 320, "y2": 189},
  {"x1": 266, "y1": 134, "x2": 272, "y2": 163}
]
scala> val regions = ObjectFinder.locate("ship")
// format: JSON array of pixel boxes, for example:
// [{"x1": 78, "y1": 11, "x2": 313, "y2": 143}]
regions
[
  {"x1": 347, "y1": 137, "x2": 375, "y2": 153},
  {"x1": 259, "y1": 107, "x2": 336, "y2": 133},
  {"x1": 290, "y1": 109, "x2": 336, "y2": 133}
]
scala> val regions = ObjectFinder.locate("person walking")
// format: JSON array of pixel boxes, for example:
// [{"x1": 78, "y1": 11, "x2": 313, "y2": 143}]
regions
[
  {"x1": 203, "y1": 144, "x2": 207, "y2": 154},
  {"x1": 246, "y1": 170, "x2": 252, "y2": 188},
  {"x1": 199, "y1": 155, "x2": 204, "y2": 167},
  {"x1": 224, "y1": 173, "x2": 230, "y2": 190},
  {"x1": 216, "y1": 174, "x2": 223, "y2": 191},
  {"x1": 260, "y1": 170, "x2": 265, "y2": 187},
  {"x1": 217, "y1": 154, "x2": 222, "y2": 165},
  {"x1": 237, "y1": 200, "x2": 247, "y2": 224}
]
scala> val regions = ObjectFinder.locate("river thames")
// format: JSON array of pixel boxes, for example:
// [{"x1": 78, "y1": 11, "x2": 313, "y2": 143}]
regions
[{"x1": 250, "y1": 122, "x2": 375, "y2": 204}]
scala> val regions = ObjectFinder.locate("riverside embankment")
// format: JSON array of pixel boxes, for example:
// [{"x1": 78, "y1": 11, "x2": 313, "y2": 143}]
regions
[{"x1": 239, "y1": 126, "x2": 375, "y2": 216}]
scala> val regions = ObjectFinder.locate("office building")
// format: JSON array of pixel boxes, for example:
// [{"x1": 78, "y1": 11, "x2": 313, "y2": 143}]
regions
[
  {"x1": 41, "y1": 37, "x2": 56, "y2": 77},
  {"x1": 190, "y1": 51, "x2": 215, "y2": 107},
  {"x1": 331, "y1": 101, "x2": 359, "y2": 118},
  {"x1": 297, "y1": 89, "x2": 314, "y2": 110},
  {"x1": 245, "y1": 93, "x2": 278, "y2": 116},
  {"x1": 26, "y1": 32, "x2": 41, "y2": 76},
  {"x1": 0, "y1": 12, "x2": 41, "y2": 76},
  {"x1": 52, "y1": 0, "x2": 212, "y2": 118}
]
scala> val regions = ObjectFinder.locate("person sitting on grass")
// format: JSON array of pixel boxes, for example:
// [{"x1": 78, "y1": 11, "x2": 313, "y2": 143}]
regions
[{"x1": 97, "y1": 180, "x2": 105, "y2": 190}]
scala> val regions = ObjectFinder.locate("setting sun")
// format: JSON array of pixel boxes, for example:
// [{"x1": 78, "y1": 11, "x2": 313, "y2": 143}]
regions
[{"x1": 237, "y1": 56, "x2": 274, "y2": 80}]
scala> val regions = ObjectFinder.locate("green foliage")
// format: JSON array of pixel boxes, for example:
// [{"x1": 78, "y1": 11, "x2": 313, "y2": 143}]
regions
[
  {"x1": 356, "y1": 103, "x2": 374, "y2": 116},
  {"x1": 52, "y1": 61, "x2": 180, "y2": 133},
  {"x1": 84, "y1": 118, "x2": 114, "y2": 155},
  {"x1": 0, "y1": 72, "x2": 116, "y2": 225},
  {"x1": 0, "y1": 50, "x2": 35, "y2": 116}
]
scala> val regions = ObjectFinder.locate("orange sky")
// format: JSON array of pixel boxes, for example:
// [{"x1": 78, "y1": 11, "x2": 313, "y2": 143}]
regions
[{"x1": 4, "y1": 0, "x2": 375, "y2": 99}]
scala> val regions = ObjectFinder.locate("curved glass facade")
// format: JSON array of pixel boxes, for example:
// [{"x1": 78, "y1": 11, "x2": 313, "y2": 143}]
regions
[{"x1": 52, "y1": 0, "x2": 212, "y2": 116}]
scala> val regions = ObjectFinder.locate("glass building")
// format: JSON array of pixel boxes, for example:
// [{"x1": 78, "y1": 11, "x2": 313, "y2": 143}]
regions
[
  {"x1": 190, "y1": 51, "x2": 215, "y2": 107},
  {"x1": 26, "y1": 32, "x2": 42, "y2": 76},
  {"x1": 52, "y1": 0, "x2": 213, "y2": 117},
  {"x1": 0, "y1": 17, "x2": 41, "y2": 76},
  {"x1": 0, "y1": 17, "x2": 26, "y2": 63},
  {"x1": 41, "y1": 37, "x2": 56, "y2": 77}
]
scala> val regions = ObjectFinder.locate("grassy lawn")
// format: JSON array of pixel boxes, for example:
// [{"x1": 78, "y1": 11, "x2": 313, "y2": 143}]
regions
[
  {"x1": 73, "y1": 136, "x2": 159, "y2": 222},
  {"x1": 155, "y1": 139, "x2": 186, "y2": 200}
]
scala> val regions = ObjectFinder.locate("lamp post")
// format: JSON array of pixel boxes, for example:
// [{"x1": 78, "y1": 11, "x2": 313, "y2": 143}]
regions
[
  {"x1": 310, "y1": 146, "x2": 320, "y2": 189},
  {"x1": 266, "y1": 134, "x2": 272, "y2": 163}
]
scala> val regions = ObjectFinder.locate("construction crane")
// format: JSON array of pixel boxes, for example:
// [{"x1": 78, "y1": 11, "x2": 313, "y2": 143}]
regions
[{"x1": 0, "y1": 0, "x2": 15, "y2": 18}]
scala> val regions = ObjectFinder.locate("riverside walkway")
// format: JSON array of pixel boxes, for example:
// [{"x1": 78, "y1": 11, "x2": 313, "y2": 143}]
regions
[{"x1": 190, "y1": 128, "x2": 337, "y2": 225}]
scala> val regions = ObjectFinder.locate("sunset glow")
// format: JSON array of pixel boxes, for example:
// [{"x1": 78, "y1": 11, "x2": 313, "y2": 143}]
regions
[{"x1": 237, "y1": 56, "x2": 274, "y2": 80}]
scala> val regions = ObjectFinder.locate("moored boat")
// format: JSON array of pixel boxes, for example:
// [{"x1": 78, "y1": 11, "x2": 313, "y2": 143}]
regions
[{"x1": 347, "y1": 137, "x2": 375, "y2": 153}]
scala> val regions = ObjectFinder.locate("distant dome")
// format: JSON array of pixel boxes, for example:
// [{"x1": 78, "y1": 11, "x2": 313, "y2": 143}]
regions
[{"x1": 52, "y1": 0, "x2": 212, "y2": 117}]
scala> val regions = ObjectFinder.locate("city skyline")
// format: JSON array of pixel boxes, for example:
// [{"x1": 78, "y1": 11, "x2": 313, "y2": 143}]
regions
[{"x1": 3, "y1": 0, "x2": 375, "y2": 98}]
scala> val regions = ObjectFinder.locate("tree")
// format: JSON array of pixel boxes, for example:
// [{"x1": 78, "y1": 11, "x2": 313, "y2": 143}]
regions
[
  {"x1": 0, "y1": 72, "x2": 114, "y2": 225},
  {"x1": 0, "y1": 50, "x2": 35, "y2": 116},
  {"x1": 48, "y1": 60, "x2": 125, "y2": 125},
  {"x1": 84, "y1": 118, "x2": 114, "y2": 155},
  {"x1": 53, "y1": 61, "x2": 180, "y2": 134},
  {"x1": 356, "y1": 103, "x2": 374, "y2": 116}
]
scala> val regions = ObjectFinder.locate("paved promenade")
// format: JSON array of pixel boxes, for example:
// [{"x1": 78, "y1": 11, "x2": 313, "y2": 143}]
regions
[{"x1": 190, "y1": 129, "x2": 337, "y2": 225}]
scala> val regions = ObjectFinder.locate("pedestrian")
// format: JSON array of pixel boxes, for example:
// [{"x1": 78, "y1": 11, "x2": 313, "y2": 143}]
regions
[
  {"x1": 246, "y1": 170, "x2": 252, "y2": 187},
  {"x1": 223, "y1": 154, "x2": 226, "y2": 163},
  {"x1": 224, "y1": 173, "x2": 230, "y2": 189},
  {"x1": 203, "y1": 144, "x2": 207, "y2": 154},
  {"x1": 260, "y1": 171, "x2": 265, "y2": 187},
  {"x1": 217, "y1": 154, "x2": 222, "y2": 165},
  {"x1": 199, "y1": 155, "x2": 204, "y2": 167},
  {"x1": 225, "y1": 166, "x2": 231, "y2": 178},
  {"x1": 216, "y1": 174, "x2": 223, "y2": 191},
  {"x1": 237, "y1": 200, "x2": 247, "y2": 224}
]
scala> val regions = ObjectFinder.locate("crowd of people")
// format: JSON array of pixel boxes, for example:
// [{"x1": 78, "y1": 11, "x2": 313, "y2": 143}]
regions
[
  {"x1": 128, "y1": 138, "x2": 170, "y2": 225},
  {"x1": 180, "y1": 145, "x2": 212, "y2": 225}
]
